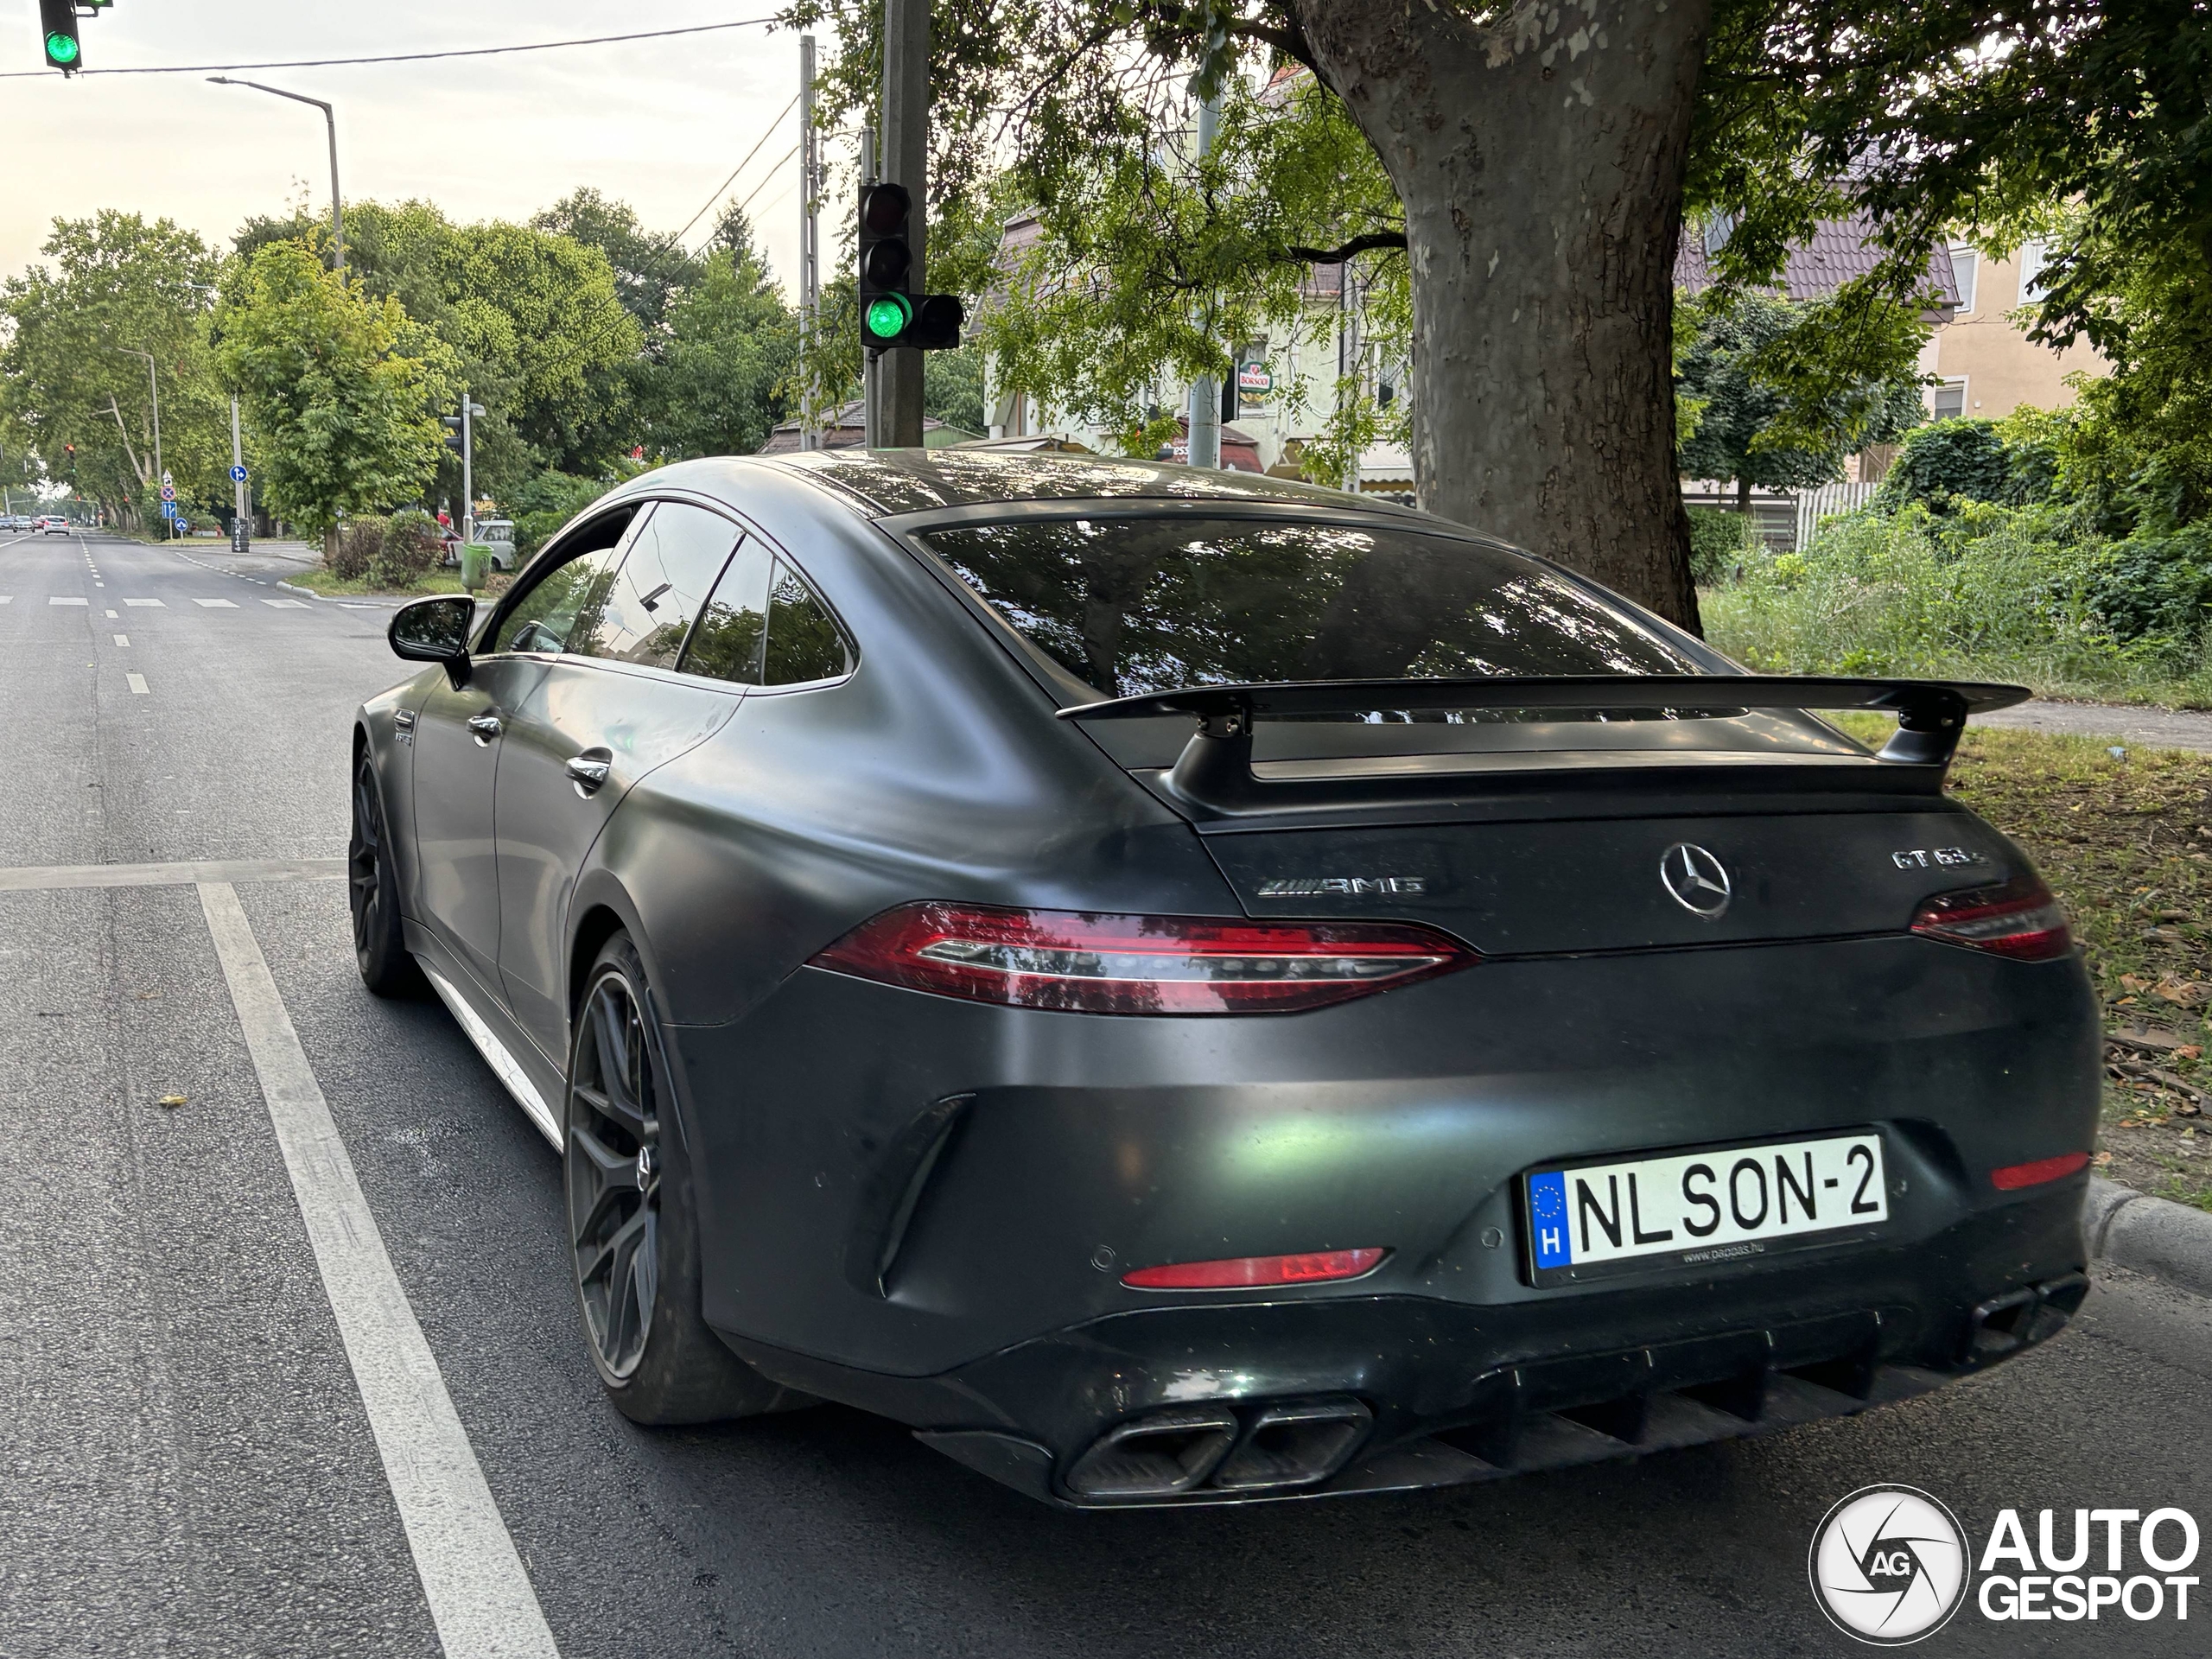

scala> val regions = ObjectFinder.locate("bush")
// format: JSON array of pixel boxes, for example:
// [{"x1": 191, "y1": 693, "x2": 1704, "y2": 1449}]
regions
[
  {"x1": 372, "y1": 507, "x2": 445, "y2": 588},
  {"x1": 1875, "y1": 419, "x2": 2012, "y2": 512},
  {"x1": 2076, "y1": 525, "x2": 2212, "y2": 644},
  {"x1": 1688, "y1": 505, "x2": 1757, "y2": 586},
  {"x1": 508, "y1": 470, "x2": 612, "y2": 559},
  {"x1": 329, "y1": 515, "x2": 389, "y2": 581}
]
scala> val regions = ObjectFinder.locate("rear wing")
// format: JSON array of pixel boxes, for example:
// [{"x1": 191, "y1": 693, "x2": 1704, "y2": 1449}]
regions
[{"x1": 1058, "y1": 675, "x2": 2029, "y2": 814}]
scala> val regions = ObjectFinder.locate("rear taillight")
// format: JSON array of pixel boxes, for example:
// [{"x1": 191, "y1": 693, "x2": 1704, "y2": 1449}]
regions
[
  {"x1": 1910, "y1": 874, "x2": 2073, "y2": 962},
  {"x1": 1122, "y1": 1249, "x2": 1389, "y2": 1290},
  {"x1": 1992, "y1": 1151, "x2": 2091, "y2": 1191},
  {"x1": 807, "y1": 903, "x2": 1472, "y2": 1014}
]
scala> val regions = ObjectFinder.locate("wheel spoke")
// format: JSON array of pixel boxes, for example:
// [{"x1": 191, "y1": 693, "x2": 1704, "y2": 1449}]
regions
[{"x1": 568, "y1": 1122, "x2": 639, "y2": 1247}]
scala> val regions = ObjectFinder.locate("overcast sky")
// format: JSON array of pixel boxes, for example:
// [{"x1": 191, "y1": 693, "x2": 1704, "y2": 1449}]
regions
[{"x1": 0, "y1": 1, "x2": 830, "y2": 296}]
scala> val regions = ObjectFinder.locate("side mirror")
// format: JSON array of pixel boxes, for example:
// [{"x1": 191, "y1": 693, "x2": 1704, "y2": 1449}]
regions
[{"x1": 389, "y1": 594, "x2": 475, "y2": 683}]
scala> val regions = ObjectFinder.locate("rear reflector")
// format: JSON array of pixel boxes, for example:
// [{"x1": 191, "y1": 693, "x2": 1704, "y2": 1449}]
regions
[
  {"x1": 1991, "y1": 1151, "x2": 2091, "y2": 1191},
  {"x1": 1121, "y1": 1249, "x2": 1388, "y2": 1290},
  {"x1": 808, "y1": 903, "x2": 1471, "y2": 1014},
  {"x1": 1910, "y1": 874, "x2": 2073, "y2": 962}
]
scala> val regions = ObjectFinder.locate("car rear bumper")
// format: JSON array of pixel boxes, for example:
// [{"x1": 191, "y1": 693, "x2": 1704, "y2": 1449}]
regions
[{"x1": 721, "y1": 1181, "x2": 2088, "y2": 1507}]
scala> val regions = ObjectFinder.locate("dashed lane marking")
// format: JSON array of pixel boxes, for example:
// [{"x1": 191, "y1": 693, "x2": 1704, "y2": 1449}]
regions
[
  {"x1": 196, "y1": 883, "x2": 563, "y2": 1659},
  {"x1": 114, "y1": 634, "x2": 129, "y2": 647},
  {"x1": 105, "y1": 610, "x2": 118, "y2": 619},
  {"x1": 49, "y1": 596, "x2": 87, "y2": 606},
  {"x1": 124, "y1": 598, "x2": 166, "y2": 607},
  {"x1": 193, "y1": 598, "x2": 239, "y2": 608},
  {"x1": 263, "y1": 598, "x2": 311, "y2": 608},
  {"x1": 125, "y1": 672, "x2": 149, "y2": 695},
  {"x1": 0, "y1": 857, "x2": 343, "y2": 891}
]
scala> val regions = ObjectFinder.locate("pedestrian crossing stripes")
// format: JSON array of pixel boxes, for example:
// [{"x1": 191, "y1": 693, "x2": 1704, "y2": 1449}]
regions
[
  {"x1": 49, "y1": 596, "x2": 87, "y2": 606},
  {"x1": 193, "y1": 598, "x2": 239, "y2": 609},
  {"x1": 263, "y1": 599, "x2": 310, "y2": 609},
  {"x1": 124, "y1": 598, "x2": 165, "y2": 607},
  {"x1": 125, "y1": 673, "x2": 149, "y2": 695}
]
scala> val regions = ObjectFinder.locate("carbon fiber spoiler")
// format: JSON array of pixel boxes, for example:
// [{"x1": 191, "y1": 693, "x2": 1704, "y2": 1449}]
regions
[{"x1": 1056, "y1": 675, "x2": 2030, "y2": 812}]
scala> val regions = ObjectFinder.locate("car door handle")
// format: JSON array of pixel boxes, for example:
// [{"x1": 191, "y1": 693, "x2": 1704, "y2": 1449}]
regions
[
  {"x1": 467, "y1": 713, "x2": 502, "y2": 744},
  {"x1": 565, "y1": 752, "x2": 613, "y2": 795}
]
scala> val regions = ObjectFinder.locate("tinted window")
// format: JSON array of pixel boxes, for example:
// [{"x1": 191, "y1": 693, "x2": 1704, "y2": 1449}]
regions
[
  {"x1": 497, "y1": 542, "x2": 626, "y2": 656},
  {"x1": 918, "y1": 518, "x2": 1699, "y2": 698},
  {"x1": 568, "y1": 502, "x2": 740, "y2": 667},
  {"x1": 679, "y1": 540, "x2": 772, "y2": 684},
  {"x1": 762, "y1": 561, "x2": 852, "y2": 684}
]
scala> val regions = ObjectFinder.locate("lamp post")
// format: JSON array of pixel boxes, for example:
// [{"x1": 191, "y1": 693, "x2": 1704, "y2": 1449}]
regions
[
  {"x1": 111, "y1": 346, "x2": 163, "y2": 538},
  {"x1": 208, "y1": 78, "x2": 344, "y2": 276}
]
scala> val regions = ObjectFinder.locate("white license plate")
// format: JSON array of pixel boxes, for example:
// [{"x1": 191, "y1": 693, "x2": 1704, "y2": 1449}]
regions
[{"x1": 1526, "y1": 1132, "x2": 1887, "y2": 1281}]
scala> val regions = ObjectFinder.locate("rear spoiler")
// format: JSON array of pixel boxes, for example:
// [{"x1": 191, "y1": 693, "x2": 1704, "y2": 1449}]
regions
[{"x1": 1057, "y1": 676, "x2": 2029, "y2": 813}]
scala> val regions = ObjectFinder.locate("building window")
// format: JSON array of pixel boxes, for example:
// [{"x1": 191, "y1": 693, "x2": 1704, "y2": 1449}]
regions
[
  {"x1": 1932, "y1": 378, "x2": 1967, "y2": 421},
  {"x1": 2018, "y1": 239, "x2": 2050, "y2": 304},
  {"x1": 1948, "y1": 244, "x2": 1979, "y2": 313}
]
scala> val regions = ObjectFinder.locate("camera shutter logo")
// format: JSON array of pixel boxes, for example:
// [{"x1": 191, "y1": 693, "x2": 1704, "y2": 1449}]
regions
[{"x1": 1808, "y1": 1485, "x2": 1971, "y2": 1644}]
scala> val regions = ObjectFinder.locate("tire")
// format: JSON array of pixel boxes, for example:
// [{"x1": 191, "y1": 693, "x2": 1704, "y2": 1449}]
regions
[
  {"x1": 565, "y1": 931, "x2": 800, "y2": 1424},
  {"x1": 349, "y1": 747, "x2": 425, "y2": 997}
]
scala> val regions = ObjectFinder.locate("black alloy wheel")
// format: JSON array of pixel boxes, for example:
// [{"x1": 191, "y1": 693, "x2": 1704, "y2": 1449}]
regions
[
  {"x1": 349, "y1": 747, "x2": 422, "y2": 996},
  {"x1": 568, "y1": 964, "x2": 663, "y2": 1382},
  {"x1": 564, "y1": 933, "x2": 801, "y2": 1422}
]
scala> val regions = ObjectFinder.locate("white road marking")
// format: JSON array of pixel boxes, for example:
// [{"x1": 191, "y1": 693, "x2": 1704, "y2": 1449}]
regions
[
  {"x1": 49, "y1": 596, "x2": 88, "y2": 606},
  {"x1": 125, "y1": 673, "x2": 149, "y2": 695},
  {"x1": 263, "y1": 598, "x2": 310, "y2": 608},
  {"x1": 193, "y1": 597, "x2": 239, "y2": 608},
  {"x1": 105, "y1": 609, "x2": 118, "y2": 618},
  {"x1": 124, "y1": 598, "x2": 166, "y2": 607},
  {"x1": 0, "y1": 595, "x2": 10, "y2": 604},
  {"x1": 196, "y1": 883, "x2": 563, "y2": 1659},
  {"x1": 114, "y1": 634, "x2": 130, "y2": 647},
  {"x1": 0, "y1": 857, "x2": 344, "y2": 892}
]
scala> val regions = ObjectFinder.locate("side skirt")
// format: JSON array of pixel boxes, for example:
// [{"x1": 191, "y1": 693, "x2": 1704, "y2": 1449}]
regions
[{"x1": 416, "y1": 957, "x2": 563, "y2": 1150}]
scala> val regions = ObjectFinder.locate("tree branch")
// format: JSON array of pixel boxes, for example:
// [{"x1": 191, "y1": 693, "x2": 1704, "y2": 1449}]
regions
[
  {"x1": 1287, "y1": 231, "x2": 1408, "y2": 263},
  {"x1": 105, "y1": 394, "x2": 147, "y2": 486}
]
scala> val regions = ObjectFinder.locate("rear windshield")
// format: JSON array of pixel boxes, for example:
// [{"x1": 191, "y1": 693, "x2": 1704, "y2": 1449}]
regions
[{"x1": 916, "y1": 516, "x2": 1702, "y2": 699}]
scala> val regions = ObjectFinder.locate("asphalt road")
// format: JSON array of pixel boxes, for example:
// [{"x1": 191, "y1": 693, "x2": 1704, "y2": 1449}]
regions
[{"x1": 4, "y1": 526, "x2": 2209, "y2": 1657}]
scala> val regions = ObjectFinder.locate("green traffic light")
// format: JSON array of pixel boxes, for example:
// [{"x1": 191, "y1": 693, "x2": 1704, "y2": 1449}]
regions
[
  {"x1": 46, "y1": 31, "x2": 79, "y2": 65},
  {"x1": 864, "y1": 293, "x2": 912, "y2": 341}
]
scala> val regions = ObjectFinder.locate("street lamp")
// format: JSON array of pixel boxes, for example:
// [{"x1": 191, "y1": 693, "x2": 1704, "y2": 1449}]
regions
[
  {"x1": 111, "y1": 346, "x2": 164, "y2": 538},
  {"x1": 208, "y1": 77, "x2": 344, "y2": 276}
]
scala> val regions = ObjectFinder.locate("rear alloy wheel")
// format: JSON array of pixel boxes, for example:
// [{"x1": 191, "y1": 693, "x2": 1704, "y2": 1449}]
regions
[
  {"x1": 349, "y1": 747, "x2": 423, "y2": 996},
  {"x1": 565, "y1": 932, "x2": 800, "y2": 1423}
]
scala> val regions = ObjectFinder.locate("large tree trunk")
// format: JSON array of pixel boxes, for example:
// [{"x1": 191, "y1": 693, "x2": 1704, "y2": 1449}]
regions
[{"x1": 1297, "y1": 0, "x2": 1710, "y2": 631}]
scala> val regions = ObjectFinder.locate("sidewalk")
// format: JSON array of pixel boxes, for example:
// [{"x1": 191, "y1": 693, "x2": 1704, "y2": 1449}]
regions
[{"x1": 1972, "y1": 698, "x2": 2212, "y2": 754}]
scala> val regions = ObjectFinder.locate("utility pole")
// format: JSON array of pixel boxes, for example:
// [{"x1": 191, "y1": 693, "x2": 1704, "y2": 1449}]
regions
[
  {"x1": 1341, "y1": 264, "x2": 1363, "y2": 498},
  {"x1": 461, "y1": 389, "x2": 482, "y2": 550},
  {"x1": 208, "y1": 79, "x2": 344, "y2": 276},
  {"x1": 1185, "y1": 21, "x2": 1227, "y2": 470},
  {"x1": 230, "y1": 395, "x2": 250, "y2": 550},
  {"x1": 798, "y1": 35, "x2": 823, "y2": 451},
  {"x1": 113, "y1": 346, "x2": 163, "y2": 537},
  {"x1": 861, "y1": 124, "x2": 880, "y2": 448},
  {"x1": 878, "y1": 0, "x2": 929, "y2": 448}
]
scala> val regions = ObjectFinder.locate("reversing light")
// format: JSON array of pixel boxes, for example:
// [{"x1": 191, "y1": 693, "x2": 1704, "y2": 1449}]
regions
[
  {"x1": 1909, "y1": 874, "x2": 2072, "y2": 962},
  {"x1": 1122, "y1": 1249, "x2": 1389, "y2": 1290},
  {"x1": 807, "y1": 903, "x2": 1472, "y2": 1014},
  {"x1": 1991, "y1": 1151, "x2": 2091, "y2": 1192}
]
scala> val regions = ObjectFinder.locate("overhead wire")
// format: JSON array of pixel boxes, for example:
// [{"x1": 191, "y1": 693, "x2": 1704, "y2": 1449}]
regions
[
  {"x1": 672, "y1": 93, "x2": 800, "y2": 247},
  {"x1": 0, "y1": 17, "x2": 781, "y2": 79}
]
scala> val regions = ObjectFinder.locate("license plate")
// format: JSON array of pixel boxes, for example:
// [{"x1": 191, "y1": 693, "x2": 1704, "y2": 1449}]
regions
[{"x1": 1524, "y1": 1132, "x2": 1887, "y2": 1285}]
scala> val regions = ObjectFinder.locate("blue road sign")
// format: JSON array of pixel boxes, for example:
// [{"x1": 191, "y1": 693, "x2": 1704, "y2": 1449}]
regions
[
  {"x1": 229, "y1": 464, "x2": 247, "y2": 483},
  {"x1": 160, "y1": 501, "x2": 176, "y2": 519}
]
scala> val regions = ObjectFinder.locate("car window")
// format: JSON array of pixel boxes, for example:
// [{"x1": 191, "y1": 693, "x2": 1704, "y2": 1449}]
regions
[
  {"x1": 568, "y1": 501, "x2": 741, "y2": 668},
  {"x1": 678, "y1": 540, "x2": 772, "y2": 684},
  {"x1": 496, "y1": 539, "x2": 628, "y2": 656},
  {"x1": 762, "y1": 561, "x2": 853, "y2": 684},
  {"x1": 915, "y1": 517, "x2": 1700, "y2": 698}
]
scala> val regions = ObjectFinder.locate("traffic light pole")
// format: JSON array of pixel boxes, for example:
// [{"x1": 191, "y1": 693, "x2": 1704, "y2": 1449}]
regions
[
  {"x1": 798, "y1": 35, "x2": 822, "y2": 453},
  {"x1": 1185, "y1": 27, "x2": 1226, "y2": 471},
  {"x1": 231, "y1": 395, "x2": 250, "y2": 550},
  {"x1": 878, "y1": 0, "x2": 929, "y2": 449}
]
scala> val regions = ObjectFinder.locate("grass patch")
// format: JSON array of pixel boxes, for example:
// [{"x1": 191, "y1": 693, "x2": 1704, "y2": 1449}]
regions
[
  {"x1": 283, "y1": 565, "x2": 466, "y2": 599},
  {"x1": 1908, "y1": 726, "x2": 2212, "y2": 1205}
]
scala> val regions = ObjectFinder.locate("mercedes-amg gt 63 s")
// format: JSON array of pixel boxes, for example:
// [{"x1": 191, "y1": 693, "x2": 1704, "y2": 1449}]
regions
[{"x1": 353, "y1": 451, "x2": 2098, "y2": 1507}]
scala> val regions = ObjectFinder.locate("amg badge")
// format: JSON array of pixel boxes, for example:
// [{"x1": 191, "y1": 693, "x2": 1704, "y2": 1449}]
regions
[{"x1": 1255, "y1": 876, "x2": 1427, "y2": 897}]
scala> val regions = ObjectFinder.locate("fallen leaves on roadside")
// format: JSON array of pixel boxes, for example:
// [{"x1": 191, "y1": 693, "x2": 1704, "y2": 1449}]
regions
[{"x1": 156, "y1": 1094, "x2": 186, "y2": 1109}]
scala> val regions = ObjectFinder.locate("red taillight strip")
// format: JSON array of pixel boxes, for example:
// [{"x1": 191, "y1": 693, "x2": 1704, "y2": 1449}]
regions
[
  {"x1": 1991, "y1": 1151, "x2": 2091, "y2": 1192},
  {"x1": 1910, "y1": 874, "x2": 2073, "y2": 963},
  {"x1": 1122, "y1": 1248, "x2": 1389, "y2": 1290},
  {"x1": 808, "y1": 903, "x2": 1474, "y2": 1014}
]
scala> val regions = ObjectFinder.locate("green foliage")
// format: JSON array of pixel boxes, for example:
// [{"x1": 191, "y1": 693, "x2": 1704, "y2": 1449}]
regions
[
  {"x1": 1875, "y1": 421, "x2": 2014, "y2": 512},
  {"x1": 925, "y1": 346, "x2": 987, "y2": 434},
  {"x1": 0, "y1": 212, "x2": 228, "y2": 527},
  {"x1": 376, "y1": 506, "x2": 446, "y2": 588},
  {"x1": 329, "y1": 514, "x2": 389, "y2": 581},
  {"x1": 1687, "y1": 506, "x2": 1758, "y2": 586},
  {"x1": 531, "y1": 188, "x2": 700, "y2": 340},
  {"x1": 1675, "y1": 289, "x2": 1925, "y2": 493},
  {"x1": 216, "y1": 240, "x2": 452, "y2": 543},
  {"x1": 634, "y1": 226, "x2": 797, "y2": 461},
  {"x1": 508, "y1": 470, "x2": 613, "y2": 559}
]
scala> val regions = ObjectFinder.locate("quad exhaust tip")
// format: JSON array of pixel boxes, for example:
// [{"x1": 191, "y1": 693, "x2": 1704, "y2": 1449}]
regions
[{"x1": 1064, "y1": 1397, "x2": 1373, "y2": 1501}]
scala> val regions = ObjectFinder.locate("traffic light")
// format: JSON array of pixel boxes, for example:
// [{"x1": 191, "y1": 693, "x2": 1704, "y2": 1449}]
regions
[
  {"x1": 39, "y1": 0, "x2": 80, "y2": 73},
  {"x1": 441, "y1": 416, "x2": 464, "y2": 454},
  {"x1": 856, "y1": 184, "x2": 963, "y2": 353}
]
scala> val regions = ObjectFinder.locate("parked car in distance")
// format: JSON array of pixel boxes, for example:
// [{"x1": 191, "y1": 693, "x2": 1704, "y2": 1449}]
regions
[{"x1": 442, "y1": 517, "x2": 519, "y2": 572}]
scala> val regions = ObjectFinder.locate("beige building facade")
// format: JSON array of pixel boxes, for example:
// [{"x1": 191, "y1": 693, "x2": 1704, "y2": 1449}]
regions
[{"x1": 1923, "y1": 240, "x2": 2107, "y2": 423}]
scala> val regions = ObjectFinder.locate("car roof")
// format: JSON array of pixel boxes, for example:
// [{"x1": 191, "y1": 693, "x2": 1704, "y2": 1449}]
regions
[{"x1": 752, "y1": 447, "x2": 1436, "y2": 523}]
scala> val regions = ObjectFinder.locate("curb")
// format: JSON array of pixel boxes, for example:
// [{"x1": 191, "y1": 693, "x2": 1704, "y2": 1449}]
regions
[
  {"x1": 2087, "y1": 1175, "x2": 2212, "y2": 1299},
  {"x1": 274, "y1": 579, "x2": 410, "y2": 611}
]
